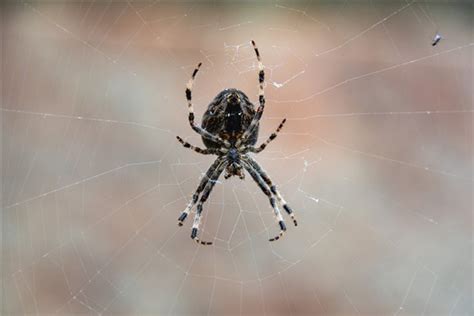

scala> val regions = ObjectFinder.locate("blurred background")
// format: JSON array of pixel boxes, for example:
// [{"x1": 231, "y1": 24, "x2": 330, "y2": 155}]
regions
[{"x1": 2, "y1": 1, "x2": 472, "y2": 315}]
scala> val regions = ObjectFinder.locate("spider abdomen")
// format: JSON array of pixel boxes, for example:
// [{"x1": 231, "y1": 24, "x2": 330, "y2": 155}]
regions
[{"x1": 201, "y1": 88, "x2": 258, "y2": 148}]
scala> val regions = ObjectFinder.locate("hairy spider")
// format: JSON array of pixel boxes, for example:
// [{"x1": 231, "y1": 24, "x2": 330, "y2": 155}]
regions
[{"x1": 176, "y1": 40, "x2": 297, "y2": 245}]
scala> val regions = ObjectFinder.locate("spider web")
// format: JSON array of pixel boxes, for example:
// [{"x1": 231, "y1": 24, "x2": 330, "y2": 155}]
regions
[{"x1": 2, "y1": 1, "x2": 472, "y2": 315}]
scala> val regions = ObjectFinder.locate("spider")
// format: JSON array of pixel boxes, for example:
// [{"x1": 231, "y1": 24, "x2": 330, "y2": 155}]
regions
[{"x1": 176, "y1": 40, "x2": 297, "y2": 245}]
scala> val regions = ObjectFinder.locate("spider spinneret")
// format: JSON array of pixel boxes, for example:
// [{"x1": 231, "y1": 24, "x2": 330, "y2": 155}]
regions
[{"x1": 176, "y1": 40, "x2": 297, "y2": 245}]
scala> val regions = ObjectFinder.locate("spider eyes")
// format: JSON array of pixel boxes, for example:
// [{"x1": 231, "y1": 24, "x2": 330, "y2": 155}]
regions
[{"x1": 225, "y1": 112, "x2": 242, "y2": 117}]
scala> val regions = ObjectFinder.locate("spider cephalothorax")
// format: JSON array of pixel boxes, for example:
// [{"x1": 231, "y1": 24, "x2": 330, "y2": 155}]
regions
[{"x1": 176, "y1": 41, "x2": 297, "y2": 245}]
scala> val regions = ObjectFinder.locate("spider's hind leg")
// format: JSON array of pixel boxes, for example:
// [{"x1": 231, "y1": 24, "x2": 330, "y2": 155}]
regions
[
  {"x1": 236, "y1": 40, "x2": 266, "y2": 148},
  {"x1": 185, "y1": 63, "x2": 229, "y2": 147}
]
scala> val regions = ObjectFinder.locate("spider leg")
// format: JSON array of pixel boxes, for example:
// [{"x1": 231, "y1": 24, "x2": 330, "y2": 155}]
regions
[
  {"x1": 244, "y1": 156, "x2": 297, "y2": 226},
  {"x1": 185, "y1": 63, "x2": 229, "y2": 147},
  {"x1": 178, "y1": 157, "x2": 224, "y2": 226},
  {"x1": 191, "y1": 161, "x2": 227, "y2": 245},
  {"x1": 236, "y1": 40, "x2": 266, "y2": 147},
  {"x1": 176, "y1": 136, "x2": 219, "y2": 155},
  {"x1": 243, "y1": 118, "x2": 286, "y2": 153},
  {"x1": 241, "y1": 160, "x2": 287, "y2": 241}
]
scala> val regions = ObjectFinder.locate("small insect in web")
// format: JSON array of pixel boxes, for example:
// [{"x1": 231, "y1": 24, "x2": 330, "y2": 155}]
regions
[
  {"x1": 176, "y1": 40, "x2": 297, "y2": 245},
  {"x1": 431, "y1": 32, "x2": 442, "y2": 46}
]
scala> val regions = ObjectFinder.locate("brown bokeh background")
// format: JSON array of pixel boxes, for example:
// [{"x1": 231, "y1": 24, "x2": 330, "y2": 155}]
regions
[{"x1": 2, "y1": 1, "x2": 472, "y2": 315}]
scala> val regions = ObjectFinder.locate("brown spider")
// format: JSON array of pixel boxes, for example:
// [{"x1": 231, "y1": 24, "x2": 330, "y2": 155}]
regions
[{"x1": 176, "y1": 40, "x2": 297, "y2": 245}]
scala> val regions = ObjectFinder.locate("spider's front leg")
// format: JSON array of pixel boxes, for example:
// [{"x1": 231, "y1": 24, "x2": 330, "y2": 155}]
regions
[
  {"x1": 245, "y1": 156, "x2": 297, "y2": 226},
  {"x1": 190, "y1": 161, "x2": 227, "y2": 245},
  {"x1": 241, "y1": 160, "x2": 287, "y2": 241},
  {"x1": 178, "y1": 157, "x2": 224, "y2": 226}
]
